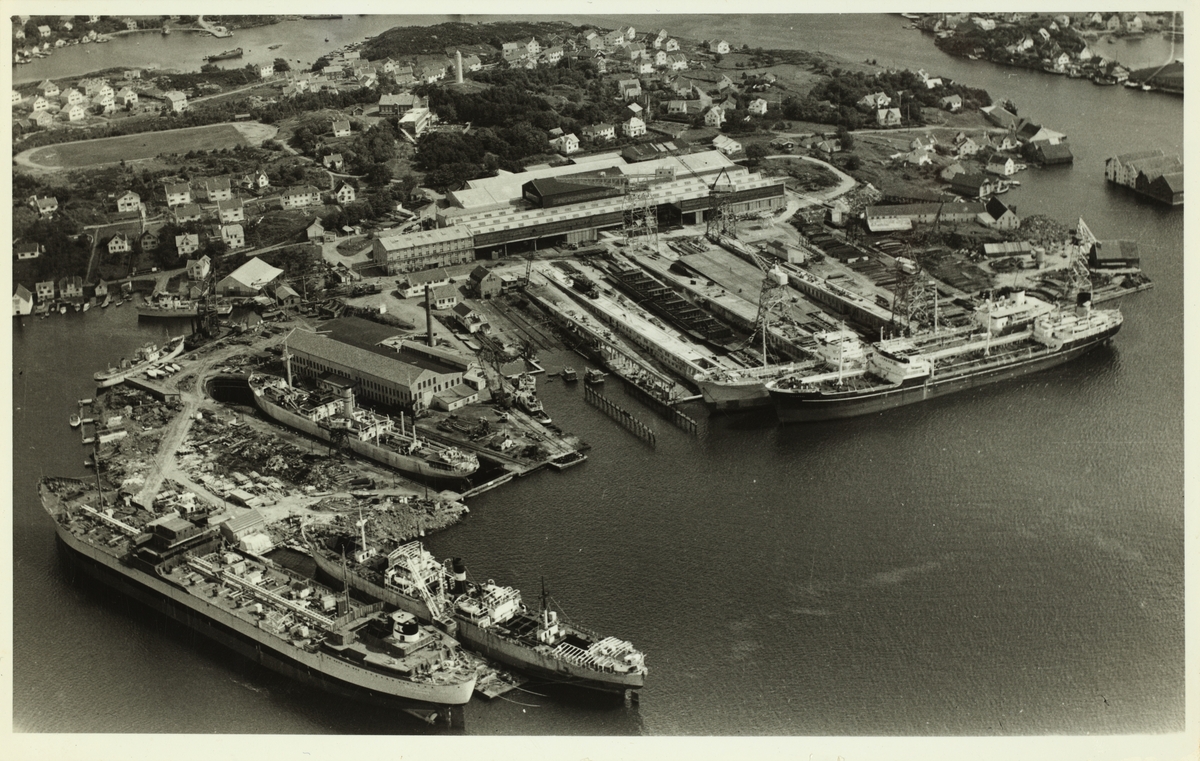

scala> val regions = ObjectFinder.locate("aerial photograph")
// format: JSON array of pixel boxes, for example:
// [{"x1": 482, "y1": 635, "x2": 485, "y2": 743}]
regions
[{"x1": 7, "y1": 8, "x2": 1190, "y2": 760}]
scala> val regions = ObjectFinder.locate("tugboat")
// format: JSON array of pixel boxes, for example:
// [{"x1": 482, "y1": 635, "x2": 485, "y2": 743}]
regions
[
  {"x1": 585, "y1": 368, "x2": 607, "y2": 385},
  {"x1": 561, "y1": 367, "x2": 578, "y2": 382}
]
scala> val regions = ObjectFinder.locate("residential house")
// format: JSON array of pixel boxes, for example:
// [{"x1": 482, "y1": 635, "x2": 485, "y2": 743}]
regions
[
  {"x1": 203, "y1": 177, "x2": 232, "y2": 202},
  {"x1": 550, "y1": 132, "x2": 580, "y2": 154},
  {"x1": 452, "y1": 302, "x2": 488, "y2": 333},
  {"x1": 255, "y1": 62, "x2": 274, "y2": 79},
  {"x1": 923, "y1": 76, "x2": 943, "y2": 89},
  {"x1": 584, "y1": 31, "x2": 604, "y2": 50},
  {"x1": 62, "y1": 87, "x2": 84, "y2": 106},
  {"x1": 323, "y1": 153, "x2": 345, "y2": 171},
  {"x1": 581, "y1": 123, "x2": 616, "y2": 142},
  {"x1": 712, "y1": 134, "x2": 742, "y2": 156},
  {"x1": 460, "y1": 54, "x2": 482, "y2": 72},
  {"x1": 140, "y1": 230, "x2": 160, "y2": 252},
  {"x1": 184, "y1": 252, "x2": 210, "y2": 278},
  {"x1": 708, "y1": 39, "x2": 730, "y2": 55},
  {"x1": 1052, "y1": 52, "x2": 1071, "y2": 72},
  {"x1": 274, "y1": 284, "x2": 301, "y2": 308},
  {"x1": 35, "y1": 281, "x2": 56, "y2": 302},
  {"x1": 902, "y1": 149, "x2": 933, "y2": 166},
  {"x1": 703, "y1": 106, "x2": 725, "y2": 128},
  {"x1": 218, "y1": 197, "x2": 245, "y2": 223},
  {"x1": 618, "y1": 78, "x2": 642, "y2": 100},
  {"x1": 282, "y1": 186, "x2": 322, "y2": 210},
  {"x1": 469, "y1": 265, "x2": 502, "y2": 299},
  {"x1": 91, "y1": 92, "x2": 115, "y2": 114},
  {"x1": 604, "y1": 29, "x2": 626, "y2": 48},
  {"x1": 653, "y1": 29, "x2": 669, "y2": 49},
  {"x1": 1038, "y1": 27, "x2": 1052, "y2": 42},
  {"x1": 108, "y1": 233, "x2": 132, "y2": 255},
  {"x1": 939, "y1": 94, "x2": 963, "y2": 112},
  {"x1": 719, "y1": 96, "x2": 737, "y2": 113},
  {"x1": 998, "y1": 133, "x2": 1022, "y2": 152},
  {"x1": 116, "y1": 87, "x2": 138, "y2": 107},
  {"x1": 331, "y1": 119, "x2": 352, "y2": 138},
  {"x1": 15, "y1": 242, "x2": 42, "y2": 260},
  {"x1": 244, "y1": 170, "x2": 270, "y2": 190},
  {"x1": 164, "y1": 91, "x2": 187, "y2": 112},
  {"x1": 541, "y1": 46, "x2": 564, "y2": 65},
  {"x1": 986, "y1": 155, "x2": 1017, "y2": 176},
  {"x1": 667, "y1": 52, "x2": 688, "y2": 71},
  {"x1": 58, "y1": 277, "x2": 84, "y2": 300},
  {"x1": 123, "y1": 69, "x2": 142, "y2": 80},
  {"x1": 748, "y1": 98, "x2": 768, "y2": 116},
  {"x1": 221, "y1": 224, "x2": 246, "y2": 250},
  {"x1": 93, "y1": 280, "x2": 108, "y2": 298},
  {"x1": 33, "y1": 196, "x2": 58, "y2": 217},
  {"x1": 978, "y1": 197, "x2": 1020, "y2": 230},
  {"x1": 32, "y1": 111, "x2": 54, "y2": 128},
  {"x1": 174, "y1": 203, "x2": 203, "y2": 223},
  {"x1": 653, "y1": 49, "x2": 668, "y2": 67},
  {"x1": 123, "y1": 18, "x2": 137, "y2": 30},
  {"x1": 37, "y1": 25, "x2": 52, "y2": 38},
  {"x1": 116, "y1": 191, "x2": 142, "y2": 213},
  {"x1": 876, "y1": 107, "x2": 902, "y2": 127},
  {"x1": 619, "y1": 25, "x2": 636, "y2": 41},
  {"x1": 429, "y1": 284, "x2": 459, "y2": 310},
  {"x1": 858, "y1": 92, "x2": 892, "y2": 109},
  {"x1": 622, "y1": 115, "x2": 647, "y2": 138},
  {"x1": 165, "y1": 182, "x2": 191, "y2": 207},
  {"x1": 306, "y1": 220, "x2": 325, "y2": 241},
  {"x1": 954, "y1": 136, "x2": 980, "y2": 157},
  {"x1": 664, "y1": 38, "x2": 680, "y2": 52},
  {"x1": 11, "y1": 91, "x2": 22, "y2": 104},
  {"x1": 13, "y1": 285, "x2": 34, "y2": 316},
  {"x1": 38, "y1": 79, "x2": 59, "y2": 98},
  {"x1": 635, "y1": 59, "x2": 655, "y2": 75},
  {"x1": 333, "y1": 181, "x2": 356, "y2": 204},
  {"x1": 32, "y1": 96, "x2": 49, "y2": 113},
  {"x1": 415, "y1": 63, "x2": 446, "y2": 84},
  {"x1": 940, "y1": 162, "x2": 966, "y2": 182}
]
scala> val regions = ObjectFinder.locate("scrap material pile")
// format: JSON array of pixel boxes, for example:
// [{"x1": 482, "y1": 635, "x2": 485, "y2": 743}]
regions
[{"x1": 319, "y1": 498, "x2": 469, "y2": 546}]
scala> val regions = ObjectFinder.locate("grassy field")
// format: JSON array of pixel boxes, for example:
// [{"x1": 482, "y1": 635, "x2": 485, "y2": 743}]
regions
[{"x1": 25, "y1": 124, "x2": 251, "y2": 169}]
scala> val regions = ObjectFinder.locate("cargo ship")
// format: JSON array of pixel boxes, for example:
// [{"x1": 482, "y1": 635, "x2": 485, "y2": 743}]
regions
[
  {"x1": 137, "y1": 295, "x2": 233, "y2": 318},
  {"x1": 93, "y1": 335, "x2": 186, "y2": 388},
  {"x1": 40, "y1": 478, "x2": 477, "y2": 715},
  {"x1": 248, "y1": 373, "x2": 480, "y2": 487},
  {"x1": 205, "y1": 47, "x2": 243, "y2": 62},
  {"x1": 310, "y1": 535, "x2": 647, "y2": 694},
  {"x1": 766, "y1": 292, "x2": 1122, "y2": 422}
]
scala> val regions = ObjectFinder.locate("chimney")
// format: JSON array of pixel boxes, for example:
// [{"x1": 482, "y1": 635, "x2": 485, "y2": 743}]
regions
[
  {"x1": 455, "y1": 50, "x2": 464, "y2": 85},
  {"x1": 425, "y1": 285, "x2": 434, "y2": 346}
]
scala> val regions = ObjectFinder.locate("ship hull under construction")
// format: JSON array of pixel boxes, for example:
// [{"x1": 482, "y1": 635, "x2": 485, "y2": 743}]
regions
[
  {"x1": 251, "y1": 383, "x2": 476, "y2": 488},
  {"x1": 769, "y1": 326, "x2": 1119, "y2": 423}
]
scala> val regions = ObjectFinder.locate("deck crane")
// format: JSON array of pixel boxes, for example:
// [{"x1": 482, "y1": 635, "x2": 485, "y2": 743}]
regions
[
  {"x1": 561, "y1": 166, "x2": 677, "y2": 252},
  {"x1": 1066, "y1": 217, "x2": 1097, "y2": 299}
]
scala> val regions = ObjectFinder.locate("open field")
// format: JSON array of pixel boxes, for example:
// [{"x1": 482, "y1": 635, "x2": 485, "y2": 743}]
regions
[{"x1": 20, "y1": 122, "x2": 275, "y2": 170}]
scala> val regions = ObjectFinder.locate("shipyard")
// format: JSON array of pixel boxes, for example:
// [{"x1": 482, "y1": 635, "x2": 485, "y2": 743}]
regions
[{"x1": 12, "y1": 12, "x2": 1185, "y2": 748}]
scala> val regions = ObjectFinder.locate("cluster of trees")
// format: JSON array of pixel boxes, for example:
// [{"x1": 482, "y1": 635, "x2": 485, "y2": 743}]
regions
[
  {"x1": 937, "y1": 18, "x2": 1086, "y2": 60},
  {"x1": 12, "y1": 215, "x2": 92, "y2": 284},
  {"x1": 360, "y1": 20, "x2": 574, "y2": 60},
  {"x1": 14, "y1": 15, "x2": 129, "y2": 43}
]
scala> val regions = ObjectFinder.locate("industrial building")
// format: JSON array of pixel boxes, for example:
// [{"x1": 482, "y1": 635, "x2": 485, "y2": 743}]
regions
[
  {"x1": 372, "y1": 226, "x2": 475, "y2": 275},
  {"x1": 286, "y1": 318, "x2": 482, "y2": 412}
]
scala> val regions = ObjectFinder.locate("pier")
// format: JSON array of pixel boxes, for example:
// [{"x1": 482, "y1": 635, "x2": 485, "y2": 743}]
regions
[
  {"x1": 619, "y1": 376, "x2": 699, "y2": 435},
  {"x1": 583, "y1": 385, "x2": 657, "y2": 448}
]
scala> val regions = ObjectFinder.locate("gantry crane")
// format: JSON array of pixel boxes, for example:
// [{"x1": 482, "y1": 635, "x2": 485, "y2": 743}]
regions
[{"x1": 563, "y1": 166, "x2": 676, "y2": 251}]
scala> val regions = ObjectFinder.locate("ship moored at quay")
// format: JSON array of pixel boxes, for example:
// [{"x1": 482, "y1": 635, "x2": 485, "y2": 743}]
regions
[
  {"x1": 40, "y1": 477, "x2": 478, "y2": 720},
  {"x1": 309, "y1": 534, "x2": 647, "y2": 695},
  {"x1": 766, "y1": 290, "x2": 1122, "y2": 422}
]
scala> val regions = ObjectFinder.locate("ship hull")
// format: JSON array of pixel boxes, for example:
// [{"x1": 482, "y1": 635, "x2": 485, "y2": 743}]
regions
[
  {"x1": 251, "y1": 387, "x2": 476, "y2": 488},
  {"x1": 697, "y1": 378, "x2": 771, "y2": 411},
  {"x1": 770, "y1": 327, "x2": 1118, "y2": 423},
  {"x1": 137, "y1": 306, "x2": 199, "y2": 318},
  {"x1": 48, "y1": 514, "x2": 474, "y2": 708},
  {"x1": 312, "y1": 549, "x2": 642, "y2": 693}
]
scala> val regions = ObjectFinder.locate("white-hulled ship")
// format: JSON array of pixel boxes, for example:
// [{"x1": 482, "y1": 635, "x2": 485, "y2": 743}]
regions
[
  {"x1": 137, "y1": 294, "x2": 233, "y2": 318},
  {"x1": 93, "y1": 335, "x2": 186, "y2": 387},
  {"x1": 766, "y1": 291, "x2": 1122, "y2": 422},
  {"x1": 40, "y1": 478, "x2": 477, "y2": 715},
  {"x1": 249, "y1": 373, "x2": 479, "y2": 487},
  {"x1": 310, "y1": 532, "x2": 647, "y2": 695}
]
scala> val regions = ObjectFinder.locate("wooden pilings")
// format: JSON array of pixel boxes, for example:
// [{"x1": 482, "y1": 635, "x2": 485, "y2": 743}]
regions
[
  {"x1": 583, "y1": 385, "x2": 656, "y2": 448},
  {"x1": 619, "y1": 376, "x2": 699, "y2": 435}
]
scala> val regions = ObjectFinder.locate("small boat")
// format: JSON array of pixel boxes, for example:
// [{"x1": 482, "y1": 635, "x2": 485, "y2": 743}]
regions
[
  {"x1": 268, "y1": 43, "x2": 283, "y2": 50},
  {"x1": 1142, "y1": 83, "x2": 1153, "y2": 91},
  {"x1": 59, "y1": 304, "x2": 67, "y2": 315},
  {"x1": 69, "y1": 414, "x2": 81, "y2": 428},
  {"x1": 561, "y1": 367, "x2": 578, "y2": 382},
  {"x1": 74, "y1": 303, "x2": 81, "y2": 312},
  {"x1": 114, "y1": 298, "x2": 124, "y2": 307},
  {"x1": 585, "y1": 368, "x2": 607, "y2": 384},
  {"x1": 101, "y1": 295, "x2": 111, "y2": 308},
  {"x1": 78, "y1": 398, "x2": 93, "y2": 406},
  {"x1": 82, "y1": 301, "x2": 91, "y2": 312}
]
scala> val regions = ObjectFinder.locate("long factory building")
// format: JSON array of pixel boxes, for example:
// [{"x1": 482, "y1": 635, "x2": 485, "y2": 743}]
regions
[{"x1": 373, "y1": 150, "x2": 787, "y2": 272}]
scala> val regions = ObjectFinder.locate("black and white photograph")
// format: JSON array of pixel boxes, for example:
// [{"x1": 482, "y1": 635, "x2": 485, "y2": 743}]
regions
[{"x1": 6, "y1": 5, "x2": 1191, "y2": 760}]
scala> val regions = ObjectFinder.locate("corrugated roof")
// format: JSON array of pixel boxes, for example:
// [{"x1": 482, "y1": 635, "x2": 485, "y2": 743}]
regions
[
  {"x1": 224, "y1": 257, "x2": 282, "y2": 290},
  {"x1": 289, "y1": 330, "x2": 440, "y2": 386}
]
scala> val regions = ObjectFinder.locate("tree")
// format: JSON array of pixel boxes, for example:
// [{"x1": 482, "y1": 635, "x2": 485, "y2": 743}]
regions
[
  {"x1": 745, "y1": 142, "x2": 770, "y2": 164},
  {"x1": 365, "y1": 163, "x2": 392, "y2": 187},
  {"x1": 274, "y1": 58, "x2": 290, "y2": 72},
  {"x1": 836, "y1": 125, "x2": 855, "y2": 151}
]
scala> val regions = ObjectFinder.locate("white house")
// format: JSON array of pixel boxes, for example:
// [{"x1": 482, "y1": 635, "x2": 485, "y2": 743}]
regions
[
  {"x1": 108, "y1": 233, "x2": 132, "y2": 255},
  {"x1": 218, "y1": 197, "x2": 245, "y2": 223},
  {"x1": 204, "y1": 177, "x2": 233, "y2": 202},
  {"x1": 281, "y1": 186, "x2": 322, "y2": 210},
  {"x1": 748, "y1": 98, "x2": 768, "y2": 116},
  {"x1": 165, "y1": 182, "x2": 191, "y2": 207},
  {"x1": 13, "y1": 285, "x2": 34, "y2": 317},
  {"x1": 712, "y1": 134, "x2": 742, "y2": 156},
  {"x1": 332, "y1": 119, "x2": 351, "y2": 137},
  {"x1": 707, "y1": 39, "x2": 730, "y2": 55},
  {"x1": 116, "y1": 87, "x2": 138, "y2": 107},
  {"x1": 178, "y1": 236, "x2": 202, "y2": 258},
  {"x1": 117, "y1": 191, "x2": 141, "y2": 213},
  {"x1": 334, "y1": 181, "x2": 356, "y2": 204},
  {"x1": 623, "y1": 115, "x2": 647, "y2": 138},
  {"x1": 38, "y1": 79, "x2": 59, "y2": 98},
  {"x1": 550, "y1": 132, "x2": 580, "y2": 154},
  {"x1": 221, "y1": 224, "x2": 246, "y2": 250},
  {"x1": 255, "y1": 62, "x2": 274, "y2": 79},
  {"x1": 581, "y1": 123, "x2": 616, "y2": 141},
  {"x1": 877, "y1": 107, "x2": 902, "y2": 127},
  {"x1": 164, "y1": 91, "x2": 187, "y2": 112},
  {"x1": 704, "y1": 106, "x2": 725, "y2": 128}
]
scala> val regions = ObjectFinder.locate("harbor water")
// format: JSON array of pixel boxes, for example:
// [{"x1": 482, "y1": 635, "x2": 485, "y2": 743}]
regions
[{"x1": 10, "y1": 15, "x2": 1184, "y2": 738}]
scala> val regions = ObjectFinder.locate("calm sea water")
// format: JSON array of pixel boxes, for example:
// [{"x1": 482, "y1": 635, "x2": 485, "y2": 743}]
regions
[{"x1": 10, "y1": 14, "x2": 1185, "y2": 741}]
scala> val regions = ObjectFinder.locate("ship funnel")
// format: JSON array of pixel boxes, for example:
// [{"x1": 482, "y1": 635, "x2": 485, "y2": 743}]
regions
[
  {"x1": 1076, "y1": 291, "x2": 1092, "y2": 307},
  {"x1": 452, "y1": 557, "x2": 467, "y2": 595},
  {"x1": 342, "y1": 385, "x2": 354, "y2": 418}
]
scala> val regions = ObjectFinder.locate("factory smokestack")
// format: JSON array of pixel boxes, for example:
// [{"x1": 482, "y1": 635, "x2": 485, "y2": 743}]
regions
[
  {"x1": 455, "y1": 50, "x2": 464, "y2": 84},
  {"x1": 425, "y1": 285, "x2": 434, "y2": 346}
]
